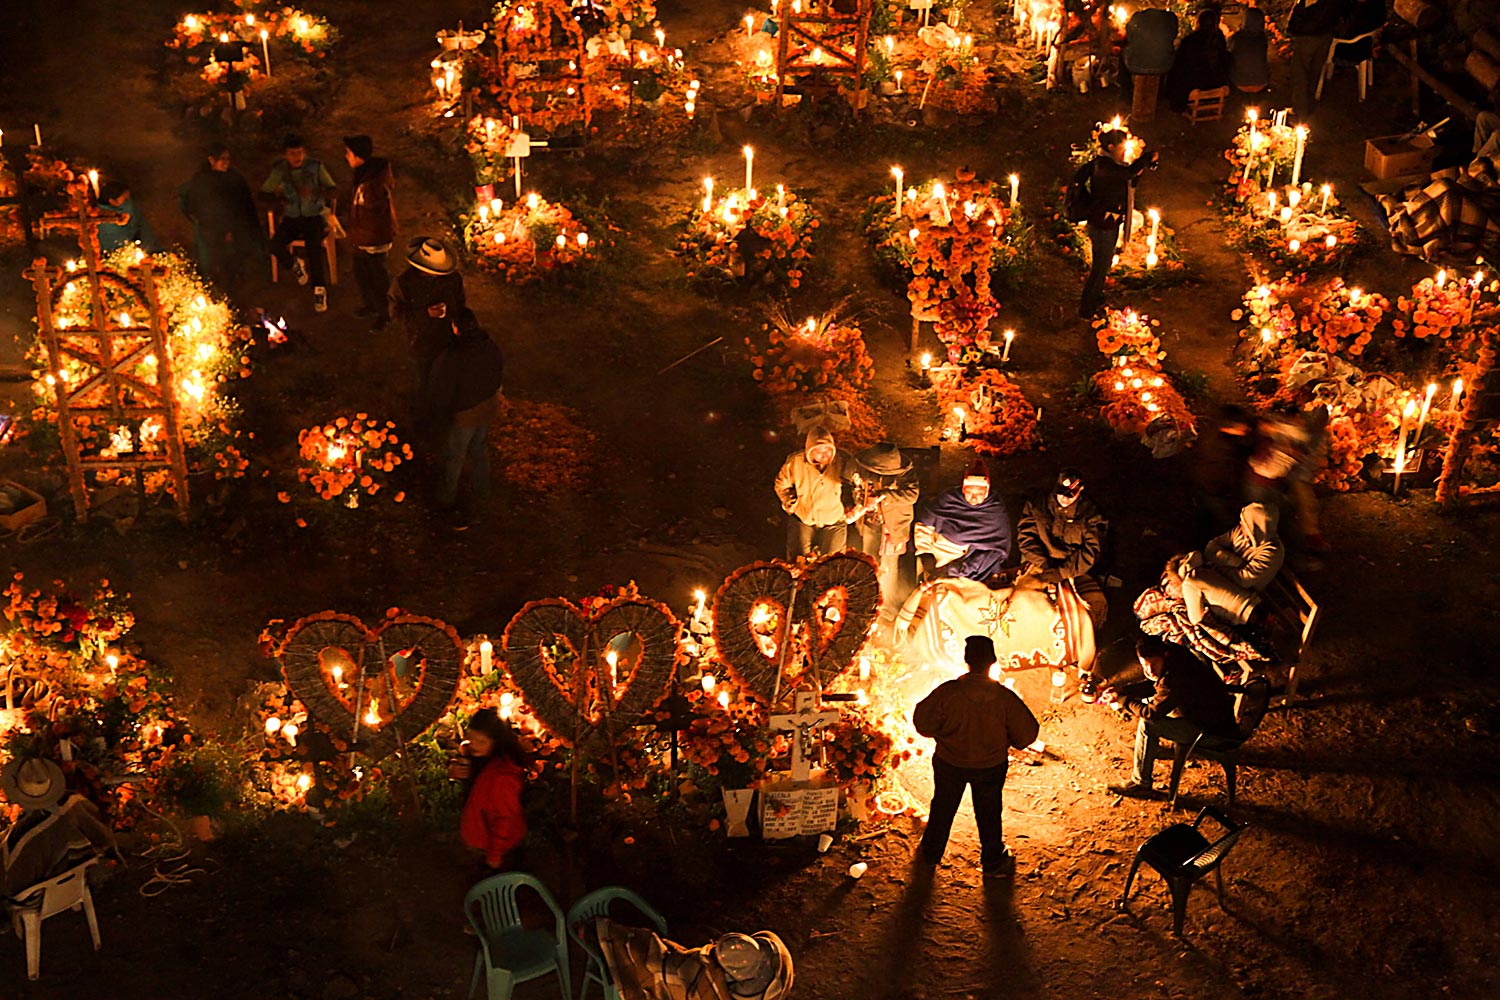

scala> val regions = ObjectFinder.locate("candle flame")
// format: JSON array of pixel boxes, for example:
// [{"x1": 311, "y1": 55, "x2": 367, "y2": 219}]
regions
[
  {"x1": 701, "y1": 674, "x2": 716, "y2": 692},
  {"x1": 364, "y1": 697, "x2": 381, "y2": 726}
]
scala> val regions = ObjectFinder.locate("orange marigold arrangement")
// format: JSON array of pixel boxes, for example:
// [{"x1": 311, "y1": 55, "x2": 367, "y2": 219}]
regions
[
  {"x1": 674, "y1": 184, "x2": 818, "y2": 289},
  {"x1": 1092, "y1": 366, "x2": 1194, "y2": 439},
  {"x1": 1093, "y1": 307, "x2": 1166, "y2": 368},
  {"x1": 1299, "y1": 280, "x2": 1388, "y2": 357},
  {"x1": 167, "y1": 3, "x2": 338, "y2": 63},
  {"x1": 292, "y1": 414, "x2": 410, "y2": 510},
  {"x1": 463, "y1": 194, "x2": 604, "y2": 285},
  {"x1": 747, "y1": 306, "x2": 874, "y2": 397},
  {"x1": 932, "y1": 365, "x2": 1039, "y2": 456},
  {"x1": 1392, "y1": 270, "x2": 1491, "y2": 351}
]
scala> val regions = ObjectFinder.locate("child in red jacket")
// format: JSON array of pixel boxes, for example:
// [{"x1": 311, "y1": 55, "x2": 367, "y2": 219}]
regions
[{"x1": 453, "y1": 708, "x2": 528, "y2": 872}]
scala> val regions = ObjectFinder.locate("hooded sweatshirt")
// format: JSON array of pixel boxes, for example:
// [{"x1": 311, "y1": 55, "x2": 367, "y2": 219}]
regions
[
  {"x1": 913, "y1": 672, "x2": 1040, "y2": 769},
  {"x1": 459, "y1": 755, "x2": 527, "y2": 868},
  {"x1": 346, "y1": 157, "x2": 396, "y2": 250},
  {"x1": 774, "y1": 427, "x2": 852, "y2": 527},
  {"x1": 1183, "y1": 503, "x2": 1284, "y2": 624}
]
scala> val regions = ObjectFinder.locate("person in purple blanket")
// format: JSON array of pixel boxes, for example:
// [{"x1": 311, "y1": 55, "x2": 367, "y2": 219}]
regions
[{"x1": 914, "y1": 459, "x2": 1012, "y2": 584}]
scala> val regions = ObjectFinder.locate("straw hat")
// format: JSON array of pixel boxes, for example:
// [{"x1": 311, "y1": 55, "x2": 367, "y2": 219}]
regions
[
  {"x1": 405, "y1": 237, "x2": 457, "y2": 276},
  {"x1": 1, "y1": 756, "x2": 66, "y2": 810},
  {"x1": 855, "y1": 442, "x2": 911, "y2": 476}
]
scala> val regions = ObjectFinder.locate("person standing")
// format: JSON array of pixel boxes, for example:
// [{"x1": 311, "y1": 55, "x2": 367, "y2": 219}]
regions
[
  {"x1": 1105, "y1": 635, "x2": 1238, "y2": 799},
  {"x1": 450, "y1": 708, "x2": 528, "y2": 873},
  {"x1": 391, "y1": 237, "x2": 468, "y2": 400},
  {"x1": 1072, "y1": 129, "x2": 1159, "y2": 318},
  {"x1": 913, "y1": 636, "x2": 1040, "y2": 876},
  {"x1": 419, "y1": 308, "x2": 505, "y2": 525},
  {"x1": 1017, "y1": 469, "x2": 1110, "y2": 627},
  {"x1": 178, "y1": 142, "x2": 261, "y2": 298},
  {"x1": 1228, "y1": 3, "x2": 1271, "y2": 94},
  {"x1": 847, "y1": 443, "x2": 920, "y2": 624},
  {"x1": 1287, "y1": 0, "x2": 1349, "y2": 121},
  {"x1": 263, "y1": 133, "x2": 337, "y2": 313},
  {"x1": 342, "y1": 134, "x2": 396, "y2": 331},
  {"x1": 774, "y1": 426, "x2": 854, "y2": 559}
]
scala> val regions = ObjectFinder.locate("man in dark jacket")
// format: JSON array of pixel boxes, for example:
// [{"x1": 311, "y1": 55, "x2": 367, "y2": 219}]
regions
[
  {"x1": 1075, "y1": 129, "x2": 1159, "y2": 318},
  {"x1": 343, "y1": 134, "x2": 396, "y2": 331},
  {"x1": 391, "y1": 237, "x2": 468, "y2": 395},
  {"x1": 913, "y1": 636, "x2": 1040, "y2": 876},
  {"x1": 1017, "y1": 469, "x2": 1109, "y2": 626},
  {"x1": 420, "y1": 308, "x2": 504, "y2": 521},
  {"x1": 178, "y1": 142, "x2": 261, "y2": 297},
  {"x1": 846, "y1": 443, "x2": 920, "y2": 624},
  {"x1": 1167, "y1": 7, "x2": 1231, "y2": 112},
  {"x1": 1105, "y1": 635, "x2": 1238, "y2": 799},
  {"x1": 1287, "y1": 0, "x2": 1350, "y2": 119}
]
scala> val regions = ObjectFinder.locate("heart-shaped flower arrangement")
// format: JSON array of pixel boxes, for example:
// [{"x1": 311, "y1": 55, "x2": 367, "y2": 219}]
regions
[
  {"x1": 500, "y1": 596, "x2": 680, "y2": 746},
  {"x1": 711, "y1": 550, "x2": 880, "y2": 705},
  {"x1": 273, "y1": 611, "x2": 464, "y2": 761}
]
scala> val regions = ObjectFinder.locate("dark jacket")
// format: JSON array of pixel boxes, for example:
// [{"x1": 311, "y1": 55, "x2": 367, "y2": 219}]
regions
[
  {"x1": 914, "y1": 672, "x2": 1040, "y2": 769},
  {"x1": 391, "y1": 268, "x2": 468, "y2": 372},
  {"x1": 1167, "y1": 26, "x2": 1231, "y2": 110},
  {"x1": 1084, "y1": 154, "x2": 1153, "y2": 227},
  {"x1": 1135, "y1": 645, "x2": 1238, "y2": 738},
  {"x1": 1229, "y1": 9, "x2": 1270, "y2": 91},
  {"x1": 421, "y1": 325, "x2": 505, "y2": 428},
  {"x1": 178, "y1": 165, "x2": 259, "y2": 239},
  {"x1": 846, "y1": 466, "x2": 920, "y2": 556},
  {"x1": 1288, "y1": 0, "x2": 1347, "y2": 38},
  {"x1": 1017, "y1": 492, "x2": 1107, "y2": 583},
  {"x1": 97, "y1": 195, "x2": 158, "y2": 254},
  {"x1": 345, "y1": 158, "x2": 396, "y2": 249},
  {"x1": 1125, "y1": 9, "x2": 1179, "y2": 75}
]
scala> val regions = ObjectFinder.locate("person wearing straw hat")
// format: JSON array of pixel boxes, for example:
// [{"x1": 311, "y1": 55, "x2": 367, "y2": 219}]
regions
[
  {"x1": 2, "y1": 757, "x2": 117, "y2": 897},
  {"x1": 847, "y1": 442, "x2": 920, "y2": 624},
  {"x1": 391, "y1": 237, "x2": 468, "y2": 398}
]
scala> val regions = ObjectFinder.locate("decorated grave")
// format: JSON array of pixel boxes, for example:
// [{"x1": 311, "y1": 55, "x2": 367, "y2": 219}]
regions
[
  {"x1": 675, "y1": 149, "x2": 819, "y2": 290},
  {"x1": 1088, "y1": 308, "x2": 1195, "y2": 457}
]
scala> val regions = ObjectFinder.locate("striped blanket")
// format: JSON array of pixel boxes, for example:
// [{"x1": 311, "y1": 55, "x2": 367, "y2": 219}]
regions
[
  {"x1": 1380, "y1": 155, "x2": 1500, "y2": 263},
  {"x1": 895, "y1": 574, "x2": 1096, "y2": 673}
]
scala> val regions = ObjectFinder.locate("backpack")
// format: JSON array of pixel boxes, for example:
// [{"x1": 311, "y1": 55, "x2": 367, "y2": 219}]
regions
[{"x1": 1063, "y1": 161, "x2": 1097, "y2": 223}]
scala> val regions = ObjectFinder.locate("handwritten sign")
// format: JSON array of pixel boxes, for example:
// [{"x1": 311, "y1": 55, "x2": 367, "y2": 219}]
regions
[{"x1": 760, "y1": 786, "x2": 839, "y2": 839}]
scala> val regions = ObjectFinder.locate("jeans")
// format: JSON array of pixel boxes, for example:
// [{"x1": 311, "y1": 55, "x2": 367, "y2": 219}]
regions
[
  {"x1": 920, "y1": 757, "x2": 1009, "y2": 870},
  {"x1": 786, "y1": 517, "x2": 847, "y2": 559},
  {"x1": 353, "y1": 249, "x2": 389, "y2": 317},
  {"x1": 1080, "y1": 222, "x2": 1120, "y2": 315},
  {"x1": 1290, "y1": 35, "x2": 1332, "y2": 120},
  {"x1": 1130, "y1": 715, "x2": 1206, "y2": 787},
  {"x1": 270, "y1": 215, "x2": 329, "y2": 286},
  {"x1": 440, "y1": 422, "x2": 491, "y2": 507}
]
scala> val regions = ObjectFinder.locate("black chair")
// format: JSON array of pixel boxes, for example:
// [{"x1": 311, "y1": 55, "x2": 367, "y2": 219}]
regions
[
  {"x1": 1166, "y1": 675, "x2": 1271, "y2": 809},
  {"x1": 1118, "y1": 805, "x2": 1245, "y2": 935}
]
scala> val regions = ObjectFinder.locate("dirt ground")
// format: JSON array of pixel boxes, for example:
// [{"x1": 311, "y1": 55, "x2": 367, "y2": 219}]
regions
[{"x1": 2, "y1": 1, "x2": 1500, "y2": 998}]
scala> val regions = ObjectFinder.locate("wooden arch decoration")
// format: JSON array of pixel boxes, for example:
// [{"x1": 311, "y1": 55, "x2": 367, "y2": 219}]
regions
[
  {"x1": 23, "y1": 186, "x2": 190, "y2": 520},
  {"x1": 494, "y1": 0, "x2": 592, "y2": 134},
  {"x1": 774, "y1": 0, "x2": 872, "y2": 109}
]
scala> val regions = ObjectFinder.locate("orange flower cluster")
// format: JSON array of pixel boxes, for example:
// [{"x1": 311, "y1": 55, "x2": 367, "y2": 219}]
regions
[
  {"x1": 818, "y1": 710, "x2": 909, "y2": 786},
  {"x1": 293, "y1": 414, "x2": 409, "y2": 509},
  {"x1": 464, "y1": 195, "x2": 603, "y2": 285},
  {"x1": 904, "y1": 171, "x2": 1008, "y2": 360},
  {"x1": 1093, "y1": 307, "x2": 1165, "y2": 367},
  {"x1": 490, "y1": 397, "x2": 598, "y2": 496},
  {"x1": 1393, "y1": 273, "x2": 1482, "y2": 349},
  {"x1": 932, "y1": 366, "x2": 1039, "y2": 457},
  {"x1": 3, "y1": 574, "x2": 132, "y2": 651},
  {"x1": 1300, "y1": 280, "x2": 1389, "y2": 357},
  {"x1": 747, "y1": 312, "x2": 874, "y2": 397},
  {"x1": 675, "y1": 187, "x2": 818, "y2": 289},
  {"x1": 679, "y1": 701, "x2": 773, "y2": 788},
  {"x1": 1093, "y1": 367, "x2": 1192, "y2": 438},
  {"x1": 167, "y1": 4, "x2": 338, "y2": 63}
]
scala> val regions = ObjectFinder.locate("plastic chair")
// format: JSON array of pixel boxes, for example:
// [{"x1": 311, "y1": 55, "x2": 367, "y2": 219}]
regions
[
  {"x1": 1166, "y1": 675, "x2": 1272, "y2": 809},
  {"x1": 267, "y1": 210, "x2": 338, "y2": 284},
  {"x1": 464, "y1": 872, "x2": 571, "y2": 1000},
  {"x1": 1184, "y1": 86, "x2": 1229, "y2": 123},
  {"x1": 1118, "y1": 805, "x2": 1245, "y2": 935},
  {"x1": 1316, "y1": 28, "x2": 1380, "y2": 102},
  {"x1": 8, "y1": 857, "x2": 101, "y2": 980},
  {"x1": 565, "y1": 886, "x2": 668, "y2": 1000}
]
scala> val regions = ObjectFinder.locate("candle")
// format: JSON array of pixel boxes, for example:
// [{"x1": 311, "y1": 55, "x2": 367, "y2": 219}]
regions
[
  {"x1": 891, "y1": 166, "x2": 904, "y2": 218},
  {"x1": 716, "y1": 689, "x2": 730, "y2": 709},
  {"x1": 1436, "y1": 269, "x2": 1447, "y2": 289},
  {"x1": 1264, "y1": 161, "x2": 1274, "y2": 190},
  {"x1": 1288, "y1": 239, "x2": 1301, "y2": 253},
  {"x1": 0, "y1": 128, "x2": 4, "y2": 148},
  {"x1": 1009, "y1": 173, "x2": 1019, "y2": 209},
  {"x1": 1001, "y1": 328, "x2": 1015, "y2": 363},
  {"x1": 743, "y1": 145, "x2": 754, "y2": 192},
  {"x1": 776, "y1": 183, "x2": 785, "y2": 213},
  {"x1": 479, "y1": 639, "x2": 493, "y2": 673},
  {"x1": 34, "y1": 123, "x2": 42, "y2": 146},
  {"x1": 859, "y1": 656, "x2": 871, "y2": 681},
  {"x1": 1416, "y1": 382, "x2": 1437, "y2": 442},
  {"x1": 1319, "y1": 183, "x2": 1331, "y2": 214},
  {"x1": 261, "y1": 28, "x2": 271, "y2": 76},
  {"x1": 87, "y1": 169, "x2": 99, "y2": 197},
  {"x1": 1291, "y1": 126, "x2": 1306, "y2": 186},
  {"x1": 703, "y1": 176, "x2": 714, "y2": 213},
  {"x1": 1148, "y1": 207, "x2": 1159, "y2": 244},
  {"x1": 1452, "y1": 377, "x2": 1464, "y2": 412},
  {"x1": 1145, "y1": 251, "x2": 1158, "y2": 269},
  {"x1": 1393, "y1": 397, "x2": 1417, "y2": 493},
  {"x1": 1279, "y1": 207, "x2": 1293, "y2": 225},
  {"x1": 265, "y1": 716, "x2": 282, "y2": 735},
  {"x1": 920, "y1": 352, "x2": 932, "y2": 373},
  {"x1": 745, "y1": 13, "x2": 755, "y2": 38},
  {"x1": 605, "y1": 649, "x2": 619, "y2": 690},
  {"x1": 894, "y1": 69, "x2": 903, "y2": 91},
  {"x1": 693, "y1": 589, "x2": 707, "y2": 622},
  {"x1": 1267, "y1": 191, "x2": 1277, "y2": 217},
  {"x1": 932, "y1": 181, "x2": 952, "y2": 224},
  {"x1": 702, "y1": 673, "x2": 716, "y2": 692}
]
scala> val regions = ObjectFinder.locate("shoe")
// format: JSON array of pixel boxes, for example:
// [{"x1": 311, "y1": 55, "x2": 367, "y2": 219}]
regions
[
  {"x1": 982, "y1": 847, "x2": 1015, "y2": 877},
  {"x1": 313, "y1": 286, "x2": 327, "y2": 312},
  {"x1": 291, "y1": 258, "x2": 309, "y2": 286},
  {"x1": 1108, "y1": 782, "x2": 1162, "y2": 800}
]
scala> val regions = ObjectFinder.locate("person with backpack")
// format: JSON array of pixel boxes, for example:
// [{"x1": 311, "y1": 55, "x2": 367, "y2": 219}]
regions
[{"x1": 1067, "y1": 129, "x2": 1159, "y2": 319}]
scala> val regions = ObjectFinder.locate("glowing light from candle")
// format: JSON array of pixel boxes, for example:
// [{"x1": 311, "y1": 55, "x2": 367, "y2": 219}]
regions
[
  {"x1": 701, "y1": 673, "x2": 716, "y2": 692},
  {"x1": 265, "y1": 716, "x2": 282, "y2": 735}
]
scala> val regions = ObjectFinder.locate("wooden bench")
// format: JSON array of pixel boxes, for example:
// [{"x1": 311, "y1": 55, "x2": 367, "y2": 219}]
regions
[{"x1": 1185, "y1": 86, "x2": 1229, "y2": 123}]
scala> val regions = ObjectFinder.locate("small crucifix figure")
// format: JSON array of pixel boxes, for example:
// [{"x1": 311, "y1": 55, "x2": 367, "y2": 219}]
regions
[{"x1": 769, "y1": 691, "x2": 840, "y2": 782}]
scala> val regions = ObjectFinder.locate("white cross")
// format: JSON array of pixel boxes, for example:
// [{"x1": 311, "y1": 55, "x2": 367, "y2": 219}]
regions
[{"x1": 769, "y1": 692, "x2": 840, "y2": 782}]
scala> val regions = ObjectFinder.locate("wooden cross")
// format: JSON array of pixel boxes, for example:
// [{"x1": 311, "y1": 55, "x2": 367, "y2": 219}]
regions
[{"x1": 769, "y1": 691, "x2": 840, "y2": 782}]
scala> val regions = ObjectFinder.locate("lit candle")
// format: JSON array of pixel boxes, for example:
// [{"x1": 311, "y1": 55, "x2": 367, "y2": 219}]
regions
[
  {"x1": 1451, "y1": 377, "x2": 1464, "y2": 412},
  {"x1": 920, "y1": 351, "x2": 932, "y2": 373},
  {"x1": 1145, "y1": 251, "x2": 1158, "y2": 269},
  {"x1": 1288, "y1": 238, "x2": 1301, "y2": 253},
  {"x1": 87, "y1": 169, "x2": 99, "y2": 197},
  {"x1": 776, "y1": 183, "x2": 785, "y2": 213},
  {"x1": 1002, "y1": 328, "x2": 1015, "y2": 363},
  {"x1": 703, "y1": 176, "x2": 714, "y2": 213},
  {"x1": 261, "y1": 28, "x2": 271, "y2": 77},
  {"x1": 1291, "y1": 125, "x2": 1306, "y2": 186},
  {"x1": 605, "y1": 649, "x2": 619, "y2": 690},
  {"x1": 894, "y1": 69, "x2": 903, "y2": 91},
  {"x1": 1148, "y1": 207, "x2": 1159, "y2": 244},
  {"x1": 1393, "y1": 397, "x2": 1417, "y2": 493},
  {"x1": 717, "y1": 689, "x2": 730, "y2": 710},
  {"x1": 1319, "y1": 183, "x2": 1331, "y2": 214},
  {"x1": 745, "y1": 13, "x2": 755, "y2": 38},
  {"x1": 1436, "y1": 269, "x2": 1447, "y2": 289},
  {"x1": 891, "y1": 166, "x2": 903, "y2": 218},
  {"x1": 34, "y1": 123, "x2": 42, "y2": 146},
  {"x1": 1009, "y1": 173, "x2": 1019, "y2": 209},
  {"x1": 932, "y1": 181, "x2": 952, "y2": 224},
  {"x1": 701, "y1": 673, "x2": 716, "y2": 692},
  {"x1": 265, "y1": 716, "x2": 282, "y2": 735},
  {"x1": 1267, "y1": 190, "x2": 1277, "y2": 217},
  {"x1": 743, "y1": 145, "x2": 754, "y2": 192},
  {"x1": 859, "y1": 656, "x2": 871, "y2": 681},
  {"x1": 1416, "y1": 382, "x2": 1437, "y2": 442},
  {"x1": 479, "y1": 639, "x2": 493, "y2": 673}
]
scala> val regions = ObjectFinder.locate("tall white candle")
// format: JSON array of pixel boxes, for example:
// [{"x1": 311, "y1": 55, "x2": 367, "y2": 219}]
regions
[
  {"x1": 479, "y1": 639, "x2": 493, "y2": 673},
  {"x1": 743, "y1": 146, "x2": 754, "y2": 192},
  {"x1": 1291, "y1": 125, "x2": 1306, "y2": 186},
  {"x1": 1148, "y1": 208, "x2": 1160, "y2": 244},
  {"x1": 1451, "y1": 377, "x2": 1464, "y2": 412},
  {"x1": 1320, "y1": 183, "x2": 1331, "y2": 214},
  {"x1": 1002, "y1": 329, "x2": 1015, "y2": 363},
  {"x1": 891, "y1": 166, "x2": 904, "y2": 219},
  {"x1": 933, "y1": 181, "x2": 951, "y2": 224},
  {"x1": 777, "y1": 183, "x2": 785, "y2": 213},
  {"x1": 34, "y1": 123, "x2": 42, "y2": 146},
  {"x1": 703, "y1": 176, "x2": 714, "y2": 213},
  {"x1": 1009, "y1": 173, "x2": 1019, "y2": 209},
  {"x1": 261, "y1": 29, "x2": 271, "y2": 76},
  {"x1": 1415, "y1": 382, "x2": 1437, "y2": 442},
  {"x1": 1392, "y1": 397, "x2": 1416, "y2": 492}
]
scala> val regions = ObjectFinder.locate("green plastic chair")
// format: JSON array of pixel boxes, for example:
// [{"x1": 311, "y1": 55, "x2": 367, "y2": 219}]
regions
[
  {"x1": 464, "y1": 873, "x2": 572, "y2": 1000},
  {"x1": 564, "y1": 886, "x2": 668, "y2": 1000}
]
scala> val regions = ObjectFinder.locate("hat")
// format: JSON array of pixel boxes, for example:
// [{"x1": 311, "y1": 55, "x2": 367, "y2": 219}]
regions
[
  {"x1": 856, "y1": 443, "x2": 911, "y2": 476},
  {"x1": 343, "y1": 134, "x2": 374, "y2": 160},
  {"x1": 406, "y1": 237, "x2": 457, "y2": 275},
  {"x1": 964, "y1": 635, "x2": 997, "y2": 668},
  {"x1": 962, "y1": 457, "x2": 989, "y2": 488},
  {"x1": 1, "y1": 756, "x2": 66, "y2": 810},
  {"x1": 1055, "y1": 468, "x2": 1085, "y2": 498}
]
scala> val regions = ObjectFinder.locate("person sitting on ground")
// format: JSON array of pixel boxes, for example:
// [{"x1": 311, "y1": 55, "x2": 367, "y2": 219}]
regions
[
  {"x1": 450, "y1": 708, "x2": 528, "y2": 875},
  {"x1": 913, "y1": 635, "x2": 1040, "y2": 877},
  {"x1": 96, "y1": 180, "x2": 158, "y2": 254},
  {"x1": 1105, "y1": 635, "x2": 1239, "y2": 799},
  {"x1": 1176, "y1": 502, "x2": 1285, "y2": 627},
  {"x1": 1167, "y1": 6, "x2": 1231, "y2": 112},
  {"x1": 2, "y1": 757, "x2": 119, "y2": 899},
  {"x1": 1228, "y1": 3, "x2": 1271, "y2": 93},
  {"x1": 914, "y1": 459, "x2": 1012, "y2": 585},
  {"x1": 774, "y1": 425, "x2": 854, "y2": 559},
  {"x1": 1017, "y1": 468, "x2": 1110, "y2": 627}
]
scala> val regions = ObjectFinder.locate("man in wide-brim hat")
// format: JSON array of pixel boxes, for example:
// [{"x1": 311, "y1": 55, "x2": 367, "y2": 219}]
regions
[
  {"x1": 390, "y1": 236, "x2": 468, "y2": 406},
  {"x1": 846, "y1": 442, "x2": 921, "y2": 623},
  {"x1": 2, "y1": 756, "x2": 118, "y2": 895}
]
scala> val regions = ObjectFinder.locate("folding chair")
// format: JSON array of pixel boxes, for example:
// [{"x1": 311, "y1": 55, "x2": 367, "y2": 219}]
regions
[{"x1": 1316, "y1": 28, "x2": 1380, "y2": 102}]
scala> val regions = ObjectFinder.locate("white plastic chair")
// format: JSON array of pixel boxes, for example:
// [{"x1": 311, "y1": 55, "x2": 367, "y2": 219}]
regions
[
  {"x1": 1316, "y1": 28, "x2": 1379, "y2": 102},
  {"x1": 7, "y1": 857, "x2": 101, "y2": 980}
]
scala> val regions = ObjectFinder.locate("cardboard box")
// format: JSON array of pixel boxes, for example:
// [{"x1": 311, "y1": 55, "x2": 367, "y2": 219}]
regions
[
  {"x1": 0, "y1": 481, "x2": 45, "y2": 532},
  {"x1": 1365, "y1": 133, "x2": 1438, "y2": 180}
]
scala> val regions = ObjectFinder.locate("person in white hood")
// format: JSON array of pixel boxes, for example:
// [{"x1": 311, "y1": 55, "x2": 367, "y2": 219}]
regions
[{"x1": 1177, "y1": 502, "x2": 1285, "y2": 626}]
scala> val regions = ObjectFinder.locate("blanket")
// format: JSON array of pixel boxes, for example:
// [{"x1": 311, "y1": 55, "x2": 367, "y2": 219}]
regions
[
  {"x1": 895, "y1": 574, "x2": 1096, "y2": 673},
  {"x1": 596, "y1": 919, "x2": 793, "y2": 1000},
  {"x1": 1133, "y1": 578, "x2": 1267, "y2": 667},
  {"x1": 1379, "y1": 155, "x2": 1500, "y2": 263}
]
